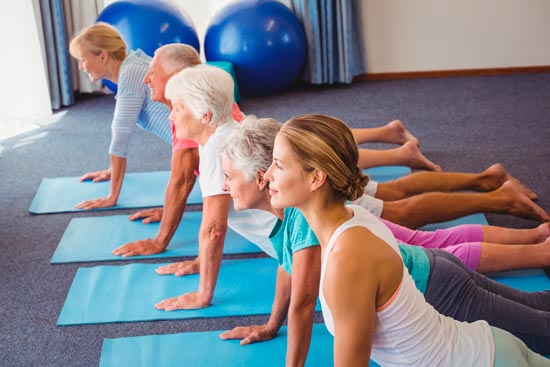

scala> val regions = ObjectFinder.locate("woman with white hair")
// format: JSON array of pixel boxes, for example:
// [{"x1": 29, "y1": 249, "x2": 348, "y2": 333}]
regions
[{"x1": 152, "y1": 64, "x2": 277, "y2": 310}]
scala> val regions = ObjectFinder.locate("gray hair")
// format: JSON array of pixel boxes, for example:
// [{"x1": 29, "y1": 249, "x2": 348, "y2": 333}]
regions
[
  {"x1": 165, "y1": 64, "x2": 234, "y2": 126},
  {"x1": 222, "y1": 115, "x2": 281, "y2": 182},
  {"x1": 154, "y1": 43, "x2": 201, "y2": 76}
]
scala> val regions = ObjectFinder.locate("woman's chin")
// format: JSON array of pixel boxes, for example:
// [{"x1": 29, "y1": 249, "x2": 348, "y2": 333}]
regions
[{"x1": 233, "y1": 202, "x2": 249, "y2": 212}]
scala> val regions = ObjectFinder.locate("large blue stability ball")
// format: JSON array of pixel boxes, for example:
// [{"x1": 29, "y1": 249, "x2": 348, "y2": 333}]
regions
[
  {"x1": 97, "y1": 0, "x2": 199, "y2": 93},
  {"x1": 97, "y1": 0, "x2": 200, "y2": 57},
  {"x1": 204, "y1": 0, "x2": 306, "y2": 96}
]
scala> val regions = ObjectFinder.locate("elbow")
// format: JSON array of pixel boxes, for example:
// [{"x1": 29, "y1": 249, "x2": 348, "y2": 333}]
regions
[
  {"x1": 290, "y1": 289, "x2": 319, "y2": 315},
  {"x1": 201, "y1": 220, "x2": 228, "y2": 244}
]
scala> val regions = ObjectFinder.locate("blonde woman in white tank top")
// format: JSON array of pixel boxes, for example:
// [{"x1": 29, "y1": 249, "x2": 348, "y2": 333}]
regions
[{"x1": 264, "y1": 113, "x2": 549, "y2": 366}]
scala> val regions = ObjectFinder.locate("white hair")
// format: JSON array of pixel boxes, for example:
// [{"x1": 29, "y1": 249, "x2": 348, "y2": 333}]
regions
[
  {"x1": 165, "y1": 64, "x2": 234, "y2": 126},
  {"x1": 154, "y1": 43, "x2": 201, "y2": 76},
  {"x1": 222, "y1": 115, "x2": 281, "y2": 182}
]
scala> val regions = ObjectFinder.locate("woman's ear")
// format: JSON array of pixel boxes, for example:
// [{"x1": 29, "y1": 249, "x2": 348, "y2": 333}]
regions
[
  {"x1": 201, "y1": 111, "x2": 212, "y2": 125},
  {"x1": 257, "y1": 171, "x2": 268, "y2": 190},
  {"x1": 99, "y1": 49, "x2": 108, "y2": 62},
  {"x1": 310, "y1": 169, "x2": 327, "y2": 192}
]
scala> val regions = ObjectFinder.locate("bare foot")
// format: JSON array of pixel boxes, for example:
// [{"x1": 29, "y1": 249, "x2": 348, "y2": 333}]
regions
[
  {"x1": 484, "y1": 163, "x2": 538, "y2": 200},
  {"x1": 499, "y1": 180, "x2": 549, "y2": 222},
  {"x1": 401, "y1": 141, "x2": 441, "y2": 171},
  {"x1": 387, "y1": 120, "x2": 420, "y2": 147}
]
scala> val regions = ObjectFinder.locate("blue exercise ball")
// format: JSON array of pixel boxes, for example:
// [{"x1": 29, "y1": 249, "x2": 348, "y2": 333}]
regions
[
  {"x1": 204, "y1": 0, "x2": 306, "y2": 96},
  {"x1": 97, "y1": 0, "x2": 200, "y2": 92},
  {"x1": 97, "y1": 0, "x2": 200, "y2": 56}
]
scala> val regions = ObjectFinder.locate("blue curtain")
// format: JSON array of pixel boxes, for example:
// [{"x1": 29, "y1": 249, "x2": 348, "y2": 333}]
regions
[
  {"x1": 292, "y1": 0, "x2": 365, "y2": 84},
  {"x1": 40, "y1": 0, "x2": 74, "y2": 110}
]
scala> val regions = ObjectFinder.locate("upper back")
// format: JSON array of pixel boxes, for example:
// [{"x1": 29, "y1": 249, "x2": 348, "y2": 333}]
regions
[{"x1": 319, "y1": 205, "x2": 494, "y2": 367}]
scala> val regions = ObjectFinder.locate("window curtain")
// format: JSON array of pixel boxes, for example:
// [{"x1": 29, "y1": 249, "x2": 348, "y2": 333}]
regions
[
  {"x1": 39, "y1": 0, "x2": 74, "y2": 110},
  {"x1": 291, "y1": 0, "x2": 366, "y2": 84}
]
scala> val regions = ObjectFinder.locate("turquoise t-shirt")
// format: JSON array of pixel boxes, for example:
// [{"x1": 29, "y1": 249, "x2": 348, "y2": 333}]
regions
[
  {"x1": 268, "y1": 207, "x2": 431, "y2": 294},
  {"x1": 398, "y1": 243, "x2": 430, "y2": 294},
  {"x1": 269, "y1": 207, "x2": 319, "y2": 275}
]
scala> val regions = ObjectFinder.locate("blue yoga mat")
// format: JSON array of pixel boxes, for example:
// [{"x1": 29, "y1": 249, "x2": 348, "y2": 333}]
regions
[
  {"x1": 29, "y1": 171, "x2": 202, "y2": 214},
  {"x1": 420, "y1": 213, "x2": 488, "y2": 231},
  {"x1": 363, "y1": 165, "x2": 411, "y2": 182},
  {"x1": 51, "y1": 211, "x2": 262, "y2": 264},
  {"x1": 100, "y1": 324, "x2": 337, "y2": 367},
  {"x1": 58, "y1": 258, "x2": 322, "y2": 326},
  {"x1": 99, "y1": 324, "x2": 378, "y2": 367},
  {"x1": 30, "y1": 167, "x2": 410, "y2": 214},
  {"x1": 487, "y1": 269, "x2": 550, "y2": 291}
]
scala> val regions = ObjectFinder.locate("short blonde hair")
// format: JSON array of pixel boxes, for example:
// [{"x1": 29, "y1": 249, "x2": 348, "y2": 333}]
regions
[
  {"x1": 279, "y1": 114, "x2": 369, "y2": 202},
  {"x1": 69, "y1": 22, "x2": 126, "y2": 61},
  {"x1": 165, "y1": 64, "x2": 234, "y2": 127}
]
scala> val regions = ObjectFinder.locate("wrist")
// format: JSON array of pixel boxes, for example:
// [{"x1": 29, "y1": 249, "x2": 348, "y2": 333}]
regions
[
  {"x1": 265, "y1": 319, "x2": 282, "y2": 336},
  {"x1": 153, "y1": 237, "x2": 169, "y2": 251},
  {"x1": 195, "y1": 290, "x2": 213, "y2": 307}
]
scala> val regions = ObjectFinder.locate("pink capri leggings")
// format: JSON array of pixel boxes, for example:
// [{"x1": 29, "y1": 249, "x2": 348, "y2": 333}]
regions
[{"x1": 381, "y1": 219, "x2": 484, "y2": 271}]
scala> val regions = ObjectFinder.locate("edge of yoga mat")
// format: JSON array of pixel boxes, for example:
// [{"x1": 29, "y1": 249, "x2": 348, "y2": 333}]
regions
[
  {"x1": 363, "y1": 165, "x2": 411, "y2": 182},
  {"x1": 99, "y1": 324, "x2": 327, "y2": 367},
  {"x1": 29, "y1": 171, "x2": 202, "y2": 214},
  {"x1": 99, "y1": 324, "x2": 344, "y2": 367},
  {"x1": 487, "y1": 268, "x2": 550, "y2": 291},
  {"x1": 420, "y1": 213, "x2": 488, "y2": 230},
  {"x1": 50, "y1": 212, "x2": 262, "y2": 264},
  {"x1": 57, "y1": 258, "x2": 320, "y2": 326},
  {"x1": 30, "y1": 167, "x2": 410, "y2": 214}
]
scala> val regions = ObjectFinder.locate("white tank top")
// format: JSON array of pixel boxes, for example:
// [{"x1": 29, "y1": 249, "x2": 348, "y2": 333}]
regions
[{"x1": 319, "y1": 205, "x2": 494, "y2": 367}]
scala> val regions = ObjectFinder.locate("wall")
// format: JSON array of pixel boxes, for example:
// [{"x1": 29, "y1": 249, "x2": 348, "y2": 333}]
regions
[
  {"x1": 101, "y1": 0, "x2": 550, "y2": 74},
  {"x1": 359, "y1": 0, "x2": 550, "y2": 73}
]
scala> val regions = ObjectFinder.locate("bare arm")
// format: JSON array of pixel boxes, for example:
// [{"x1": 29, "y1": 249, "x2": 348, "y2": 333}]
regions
[
  {"x1": 76, "y1": 154, "x2": 126, "y2": 210},
  {"x1": 112, "y1": 148, "x2": 199, "y2": 256},
  {"x1": 286, "y1": 245, "x2": 321, "y2": 367},
  {"x1": 219, "y1": 245, "x2": 321, "y2": 354},
  {"x1": 324, "y1": 229, "x2": 402, "y2": 365},
  {"x1": 219, "y1": 265, "x2": 291, "y2": 344},
  {"x1": 324, "y1": 238, "x2": 376, "y2": 366},
  {"x1": 155, "y1": 194, "x2": 231, "y2": 310}
]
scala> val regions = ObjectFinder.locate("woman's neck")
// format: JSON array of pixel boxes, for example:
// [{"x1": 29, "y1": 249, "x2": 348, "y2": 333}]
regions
[
  {"x1": 299, "y1": 200, "x2": 352, "y2": 247},
  {"x1": 197, "y1": 124, "x2": 219, "y2": 146},
  {"x1": 105, "y1": 57, "x2": 124, "y2": 84}
]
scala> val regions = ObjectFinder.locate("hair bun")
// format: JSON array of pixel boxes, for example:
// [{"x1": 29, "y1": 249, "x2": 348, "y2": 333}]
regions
[{"x1": 345, "y1": 167, "x2": 369, "y2": 201}]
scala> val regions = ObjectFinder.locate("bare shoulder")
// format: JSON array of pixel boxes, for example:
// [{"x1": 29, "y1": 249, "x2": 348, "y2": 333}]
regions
[
  {"x1": 330, "y1": 226, "x2": 395, "y2": 264},
  {"x1": 324, "y1": 226, "x2": 402, "y2": 307}
]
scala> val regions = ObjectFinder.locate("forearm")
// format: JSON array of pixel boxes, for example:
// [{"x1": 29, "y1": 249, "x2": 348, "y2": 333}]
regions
[
  {"x1": 286, "y1": 247, "x2": 321, "y2": 366},
  {"x1": 286, "y1": 298, "x2": 317, "y2": 366},
  {"x1": 108, "y1": 155, "x2": 127, "y2": 203},
  {"x1": 155, "y1": 148, "x2": 200, "y2": 248},
  {"x1": 155, "y1": 174, "x2": 197, "y2": 248},
  {"x1": 197, "y1": 230, "x2": 226, "y2": 304},
  {"x1": 266, "y1": 267, "x2": 292, "y2": 332}
]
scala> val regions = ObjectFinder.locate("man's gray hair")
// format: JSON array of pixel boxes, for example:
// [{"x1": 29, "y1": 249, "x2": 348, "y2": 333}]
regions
[{"x1": 155, "y1": 43, "x2": 201, "y2": 76}]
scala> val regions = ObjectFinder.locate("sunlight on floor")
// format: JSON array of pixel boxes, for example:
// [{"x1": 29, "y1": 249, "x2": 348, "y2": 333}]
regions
[{"x1": 0, "y1": 110, "x2": 67, "y2": 142}]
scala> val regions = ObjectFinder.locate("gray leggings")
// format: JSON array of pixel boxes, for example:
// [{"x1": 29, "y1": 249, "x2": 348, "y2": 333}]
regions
[{"x1": 423, "y1": 249, "x2": 550, "y2": 355}]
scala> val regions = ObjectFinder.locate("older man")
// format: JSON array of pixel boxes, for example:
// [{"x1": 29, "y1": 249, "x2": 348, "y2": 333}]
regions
[{"x1": 112, "y1": 44, "x2": 247, "y2": 256}]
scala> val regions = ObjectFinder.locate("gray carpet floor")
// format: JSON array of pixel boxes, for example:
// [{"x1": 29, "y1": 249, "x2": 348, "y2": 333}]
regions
[{"x1": 1, "y1": 72, "x2": 549, "y2": 366}]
